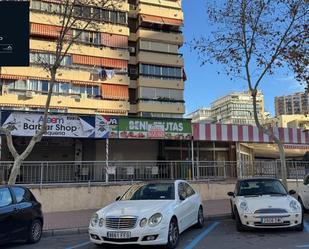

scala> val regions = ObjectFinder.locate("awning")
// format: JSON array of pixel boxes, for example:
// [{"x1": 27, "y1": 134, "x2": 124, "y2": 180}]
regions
[
  {"x1": 141, "y1": 14, "x2": 182, "y2": 26},
  {"x1": 31, "y1": 23, "x2": 60, "y2": 38},
  {"x1": 0, "y1": 74, "x2": 27, "y2": 80},
  {"x1": 72, "y1": 54, "x2": 127, "y2": 69},
  {"x1": 101, "y1": 33, "x2": 128, "y2": 49},
  {"x1": 102, "y1": 84, "x2": 128, "y2": 100}
]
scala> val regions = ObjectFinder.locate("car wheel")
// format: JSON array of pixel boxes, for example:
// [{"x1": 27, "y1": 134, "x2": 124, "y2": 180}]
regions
[
  {"x1": 195, "y1": 206, "x2": 204, "y2": 228},
  {"x1": 230, "y1": 201, "x2": 235, "y2": 220},
  {"x1": 234, "y1": 207, "x2": 245, "y2": 232},
  {"x1": 166, "y1": 218, "x2": 179, "y2": 249},
  {"x1": 27, "y1": 219, "x2": 42, "y2": 243},
  {"x1": 299, "y1": 197, "x2": 309, "y2": 213}
]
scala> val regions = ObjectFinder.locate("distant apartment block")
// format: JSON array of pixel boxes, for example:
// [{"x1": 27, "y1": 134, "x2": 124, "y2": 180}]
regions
[
  {"x1": 186, "y1": 107, "x2": 213, "y2": 123},
  {"x1": 211, "y1": 91, "x2": 265, "y2": 125},
  {"x1": 275, "y1": 92, "x2": 309, "y2": 116},
  {"x1": 187, "y1": 91, "x2": 265, "y2": 125}
]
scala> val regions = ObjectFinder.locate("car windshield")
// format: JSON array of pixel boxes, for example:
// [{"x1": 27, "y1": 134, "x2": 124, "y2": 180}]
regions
[
  {"x1": 120, "y1": 183, "x2": 175, "y2": 200},
  {"x1": 237, "y1": 179, "x2": 287, "y2": 196}
]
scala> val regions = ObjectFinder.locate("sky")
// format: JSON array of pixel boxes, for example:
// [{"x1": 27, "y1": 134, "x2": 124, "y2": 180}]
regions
[{"x1": 181, "y1": 0, "x2": 305, "y2": 116}]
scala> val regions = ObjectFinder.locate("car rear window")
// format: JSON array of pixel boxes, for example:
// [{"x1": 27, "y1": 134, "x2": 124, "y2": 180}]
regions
[{"x1": 0, "y1": 188, "x2": 13, "y2": 207}]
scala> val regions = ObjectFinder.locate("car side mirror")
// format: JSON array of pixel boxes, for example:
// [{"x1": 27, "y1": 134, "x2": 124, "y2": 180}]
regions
[
  {"x1": 227, "y1": 192, "x2": 235, "y2": 197},
  {"x1": 115, "y1": 196, "x2": 121, "y2": 201},
  {"x1": 179, "y1": 194, "x2": 186, "y2": 201},
  {"x1": 289, "y1": 190, "x2": 296, "y2": 195}
]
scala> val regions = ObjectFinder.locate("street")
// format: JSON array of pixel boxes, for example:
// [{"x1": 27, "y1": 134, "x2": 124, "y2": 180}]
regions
[{"x1": 3, "y1": 214, "x2": 309, "y2": 249}]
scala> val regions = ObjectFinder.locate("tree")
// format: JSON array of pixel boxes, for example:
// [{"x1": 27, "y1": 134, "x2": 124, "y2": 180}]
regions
[
  {"x1": 192, "y1": 0, "x2": 308, "y2": 188},
  {"x1": 0, "y1": 0, "x2": 123, "y2": 184}
]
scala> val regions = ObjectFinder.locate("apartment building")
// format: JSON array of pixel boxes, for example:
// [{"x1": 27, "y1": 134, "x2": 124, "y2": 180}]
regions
[
  {"x1": 186, "y1": 107, "x2": 213, "y2": 123},
  {"x1": 211, "y1": 91, "x2": 265, "y2": 125},
  {"x1": 0, "y1": 0, "x2": 185, "y2": 117},
  {"x1": 275, "y1": 92, "x2": 309, "y2": 116},
  {"x1": 127, "y1": 0, "x2": 185, "y2": 118}
]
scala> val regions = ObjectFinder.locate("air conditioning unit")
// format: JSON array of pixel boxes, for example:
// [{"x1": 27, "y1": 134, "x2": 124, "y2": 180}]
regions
[
  {"x1": 129, "y1": 47, "x2": 136, "y2": 53},
  {"x1": 81, "y1": 93, "x2": 88, "y2": 99},
  {"x1": 25, "y1": 91, "x2": 35, "y2": 98}
]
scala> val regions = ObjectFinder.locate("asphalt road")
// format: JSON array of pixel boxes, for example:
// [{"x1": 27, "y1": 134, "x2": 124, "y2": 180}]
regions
[{"x1": 2, "y1": 214, "x2": 309, "y2": 249}]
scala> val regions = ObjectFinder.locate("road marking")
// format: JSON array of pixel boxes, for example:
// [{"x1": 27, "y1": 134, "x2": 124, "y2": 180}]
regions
[
  {"x1": 296, "y1": 245, "x2": 309, "y2": 248},
  {"x1": 184, "y1": 222, "x2": 220, "y2": 249},
  {"x1": 304, "y1": 220, "x2": 309, "y2": 233},
  {"x1": 65, "y1": 241, "x2": 91, "y2": 249}
]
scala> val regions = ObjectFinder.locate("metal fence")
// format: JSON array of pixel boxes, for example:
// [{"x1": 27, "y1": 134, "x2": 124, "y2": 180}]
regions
[{"x1": 0, "y1": 160, "x2": 308, "y2": 185}]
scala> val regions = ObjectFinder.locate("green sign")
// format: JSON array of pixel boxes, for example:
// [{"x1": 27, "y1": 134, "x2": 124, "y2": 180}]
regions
[{"x1": 118, "y1": 117, "x2": 192, "y2": 140}]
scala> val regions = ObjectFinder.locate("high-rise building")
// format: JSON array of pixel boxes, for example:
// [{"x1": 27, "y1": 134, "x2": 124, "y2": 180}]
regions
[
  {"x1": 0, "y1": 0, "x2": 185, "y2": 117},
  {"x1": 127, "y1": 0, "x2": 185, "y2": 118},
  {"x1": 211, "y1": 91, "x2": 265, "y2": 125},
  {"x1": 275, "y1": 92, "x2": 309, "y2": 116}
]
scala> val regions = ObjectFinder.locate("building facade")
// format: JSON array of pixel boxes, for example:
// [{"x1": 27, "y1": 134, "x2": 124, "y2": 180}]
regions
[
  {"x1": 186, "y1": 107, "x2": 213, "y2": 123},
  {"x1": 275, "y1": 92, "x2": 309, "y2": 116},
  {"x1": 0, "y1": 0, "x2": 185, "y2": 117},
  {"x1": 127, "y1": 0, "x2": 185, "y2": 118},
  {"x1": 211, "y1": 91, "x2": 265, "y2": 125}
]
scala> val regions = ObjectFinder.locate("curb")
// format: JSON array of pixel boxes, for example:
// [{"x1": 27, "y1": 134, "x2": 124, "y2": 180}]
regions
[
  {"x1": 42, "y1": 227, "x2": 88, "y2": 237},
  {"x1": 42, "y1": 214, "x2": 231, "y2": 237}
]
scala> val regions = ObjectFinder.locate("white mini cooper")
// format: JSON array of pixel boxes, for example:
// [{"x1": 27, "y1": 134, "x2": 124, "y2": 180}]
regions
[{"x1": 228, "y1": 178, "x2": 303, "y2": 231}]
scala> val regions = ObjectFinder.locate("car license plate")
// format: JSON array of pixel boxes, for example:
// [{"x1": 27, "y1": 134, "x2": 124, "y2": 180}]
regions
[
  {"x1": 261, "y1": 217, "x2": 283, "y2": 224},
  {"x1": 107, "y1": 231, "x2": 131, "y2": 239}
]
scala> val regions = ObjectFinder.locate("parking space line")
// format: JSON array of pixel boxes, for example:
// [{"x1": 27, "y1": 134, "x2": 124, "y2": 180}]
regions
[
  {"x1": 184, "y1": 222, "x2": 220, "y2": 249},
  {"x1": 296, "y1": 245, "x2": 309, "y2": 248},
  {"x1": 304, "y1": 220, "x2": 309, "y2": 233},
  {"x1": 65, "y1": 241, "x2": 91, "y2": 249}
]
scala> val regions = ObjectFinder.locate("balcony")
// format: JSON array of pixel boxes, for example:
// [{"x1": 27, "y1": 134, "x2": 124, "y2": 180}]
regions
[
  {"x1": 1, "y1": 67, "x2": 129, "y2": 86},
  {"x1": 137, "y1": 29, "x2": 183, "y2": 45},
  {"x1": 0, "y1": 94, "x2": 129, "y2": 115},
  {"x1": 138, "y1": 76, "x2": 184, "y2": 90},
  {"x1": 138, "y1": 0, "x2": 182, "y2": 9},
  {"x1": 137, "y1": 51, "x2": 183, "y2": 67},
  {"x1": 137, "y1": 100, "x2": 184, "y2": 114},
  {"x1": 138, "y1": 3, "x2": 183, "y2": 20}
]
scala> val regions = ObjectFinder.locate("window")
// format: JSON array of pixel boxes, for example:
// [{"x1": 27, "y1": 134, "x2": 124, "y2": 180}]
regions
[
  {"x1": 12, "y1": 187, "x2": 31, "y2": 203},
  {"x1": 140, "y1": 64, "x2": 182, "y2": 80},
  {"x1": 178, "y1": 183, "x2": 186, "y2": 199},
  {"x1": 0, "y1": 188, "x2": 12, "y2": 208},
  {"x1": 184, "y1": 183, "x2": 195, "y2": 197}
]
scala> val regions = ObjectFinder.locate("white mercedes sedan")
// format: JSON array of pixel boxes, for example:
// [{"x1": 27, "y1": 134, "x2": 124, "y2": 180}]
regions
[
  {"x1": 228, "y1": 178, "x2": 303, "y2": 231},
  {"x1": 89, "y1": 180, "x2": 204, "y2": 248}
]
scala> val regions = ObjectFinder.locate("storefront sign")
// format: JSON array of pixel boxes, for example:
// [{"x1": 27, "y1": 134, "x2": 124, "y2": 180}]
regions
[
  {"x1": 1, "y1": 112, "x2": 96, "y2": 138},
  {"x1": 118, "y1": 118, "x2": 192, "y2": 140},
  {"x1": 95, "y1": 116, "x2": 118, "y2": 138}
]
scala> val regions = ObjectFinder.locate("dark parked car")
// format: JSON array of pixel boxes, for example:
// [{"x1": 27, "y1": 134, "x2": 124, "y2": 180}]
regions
[{"x1": 0, "y1": 186, "x2": 43, "y2": 244}]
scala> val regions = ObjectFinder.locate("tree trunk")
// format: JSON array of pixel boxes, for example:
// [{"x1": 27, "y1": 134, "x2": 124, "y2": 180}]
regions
[
  {"x1": 251, "y1": 89, "x2": 288, "y2": 188},
  {"x1": 7, "y1": 70, "x2": 57, "y2": 184},
  {"x1": 7, "y1": 159, "x2": 23, "y2": 185}
]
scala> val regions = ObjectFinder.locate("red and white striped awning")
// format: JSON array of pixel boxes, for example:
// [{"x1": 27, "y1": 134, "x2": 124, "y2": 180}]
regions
[{"x1": 192, "y1": 123, "x2": 309, "y2": 144}]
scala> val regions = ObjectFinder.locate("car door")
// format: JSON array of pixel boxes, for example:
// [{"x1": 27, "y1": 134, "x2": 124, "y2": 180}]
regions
[
  {"x1": 0, "y1": 187, "x2": 15, "y2": 242},
  {"x1": 10, "y1": 187, "x2": 34, "y2": 239},
  {"x1": 174, "y1": 182, "x2": 191, "y2": 232},
  {"x1": 183, "y1": 183, "x2": 199, "y2": 226}
]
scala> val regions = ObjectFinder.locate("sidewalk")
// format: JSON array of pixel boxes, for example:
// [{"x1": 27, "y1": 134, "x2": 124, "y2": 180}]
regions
[{"x1": 43, "y1": 199, "x2": 231, "y2": 233}]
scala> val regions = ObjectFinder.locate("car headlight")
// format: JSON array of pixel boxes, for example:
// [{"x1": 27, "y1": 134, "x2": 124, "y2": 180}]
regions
[
  {"x1": 140, "y1": 218, "x2": 147, "y2": 227},
  {"x1": 239, "y1": 201, "x2": 249, "y2": 212},
  {"x1": 148, "y1": 213, "x2": 163, "y2": 227},
  {"x1": 290, "y1": 200, "x2": 301, "y2": 212},
  {"x1": 90, "y1": 213, "x2": 99, "y2": 227},
  {"x1": 99, "y1": 218, "x2": 104, "y2": 227}
]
